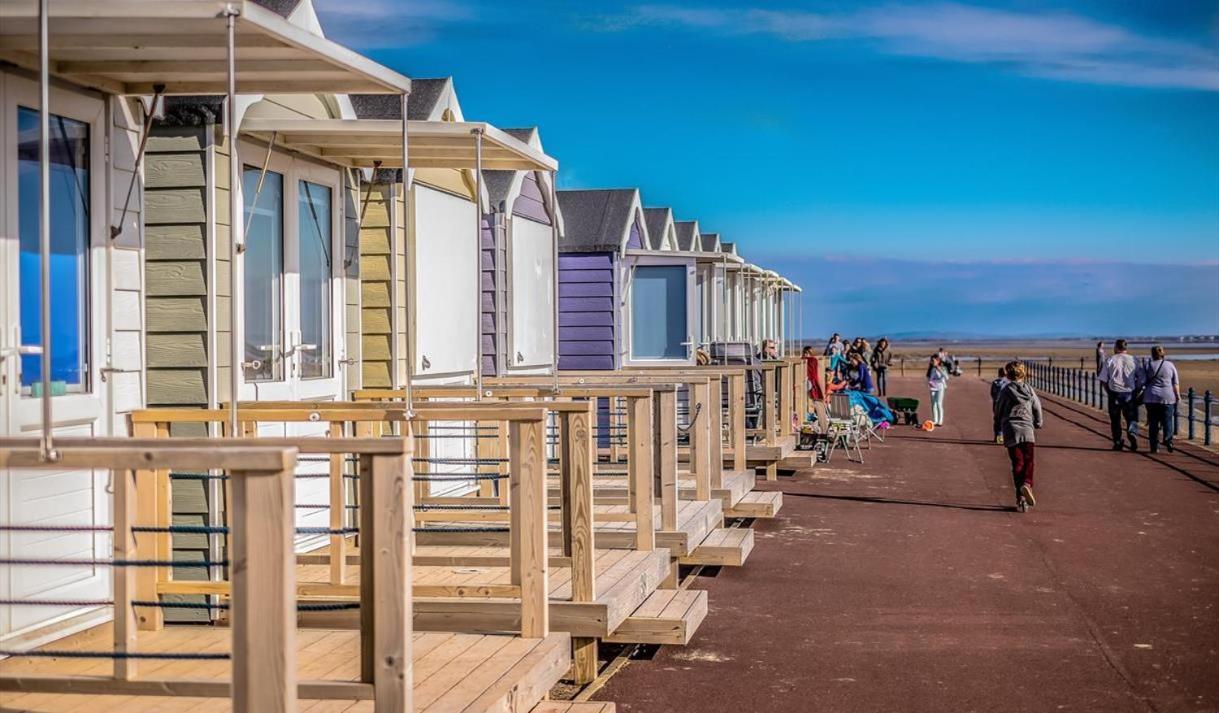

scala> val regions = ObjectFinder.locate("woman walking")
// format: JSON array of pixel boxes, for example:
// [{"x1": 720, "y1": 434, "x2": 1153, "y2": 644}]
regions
[
  {"x1": 1141, "y1": 345, "x2": 1180, "y2": 454},
  {"x1": 993, "y1": 362, "x2": 1043, "y2": 512},
  {"x1": 927, "y1": 355, "x2": 949, "y2": 426},
  {"x1": 870, "y1": 338, "x2": 893, "y2": 396}
]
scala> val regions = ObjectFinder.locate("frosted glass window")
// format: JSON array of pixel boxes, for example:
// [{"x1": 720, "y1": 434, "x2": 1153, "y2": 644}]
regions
[{"x1": 630, "y1": 265, "x2": 687, "y2": 359}]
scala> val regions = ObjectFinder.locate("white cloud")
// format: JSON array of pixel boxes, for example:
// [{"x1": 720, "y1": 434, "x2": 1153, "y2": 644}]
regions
[{"x1": 620, "y1": 3, "x2": 1219, "y2": 91}]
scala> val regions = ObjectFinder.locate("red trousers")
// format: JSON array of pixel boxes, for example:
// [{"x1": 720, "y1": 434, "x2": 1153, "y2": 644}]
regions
[{"x1": 1007, "y1": 442, "x2": 1035, "y2": 490}]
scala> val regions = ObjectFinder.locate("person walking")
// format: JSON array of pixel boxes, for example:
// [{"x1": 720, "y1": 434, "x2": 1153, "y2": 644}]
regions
[
  {"x1": 989, "y1": 366, "x2": 1010, "y2": 442},
  {"x1": 1099, "y1": 339, "x2": 1140, "y2": 451},
  {"x1": 1141, "y1": 345, "x2": 1180, "y2": 454},
  {"x1": 1094, "y1": 341, "x2": 1106, "y2": 372},
  {"x1": 870, "y1": 338, "x2": 893, "y2": 396},
  {"x1": 927, "y1": 355, "x2": 949, "y2": 426},
  {"x1": 993, "y1": 361, "x2": 1043, "y2": 512}
]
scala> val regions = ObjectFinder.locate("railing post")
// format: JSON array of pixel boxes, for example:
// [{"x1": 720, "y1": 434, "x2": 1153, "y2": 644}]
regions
[
  {"x1": 654, "y1": 389, "x2": 679, "y2": 533},
  {"x1": 976, "y1": 357, "x2": 981, "y2": 377},
  {"x1": 708, "y1": 375, "x2": 725, "y2": 490},
  {"x1": 359, "y1": 447, "x2": 412, "y2": 713},
  {"x1": 113, "y1": 468, "x2": 139, "y2": 680},
  {"x1": 627, "y1": 395, "x2": 656, "y2": 551},
  {"x1": 691, "y1": 381, "x2": 713, "y2": 500},
  {"x1": 509, "y1": 417, "x2": 549, "y2": 639},
  {"x1": 1205, "y1": 391, "x2": 1213, "y2": 447},
  {"x1": 1172, "y1": 399, "x2": 1180, "y2": 441},
  {"x1": 559, "y1": 405, "x2": 597, "y2": 685},
  {"x1": 728, "y1": 372, "x2": 746, "y2": 471},
  {"x1": 761, "y1": 366, "x2": 777, "y2": 445},
  {"x1": 1188, "y1": 388, "x2": 1196, "y2": 440},
  {"x1": 231, "y1": 456, "x2": 297, "y2": 713}
]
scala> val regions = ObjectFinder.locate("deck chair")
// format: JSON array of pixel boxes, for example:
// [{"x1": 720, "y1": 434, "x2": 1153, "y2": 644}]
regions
[{"x1": 826, "y1": 392, "x2": 865, "y2": 463}]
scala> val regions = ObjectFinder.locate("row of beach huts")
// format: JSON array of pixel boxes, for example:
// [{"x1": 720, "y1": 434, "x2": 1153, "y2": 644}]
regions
[{"x1": 0, "y1": 2, "x2": 809, "y2": 712}]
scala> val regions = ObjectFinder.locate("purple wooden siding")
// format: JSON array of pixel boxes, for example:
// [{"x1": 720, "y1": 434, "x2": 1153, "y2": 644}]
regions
[
  {"x1": 513, "y1": 173, "x2": 552, "y2": 225},
  {"x1": 625, "y1": 215, "x2": 643, "y2": 249},
  {"x1": 558, "y1": 251, "x2": 617, "y2": 371},
  {"x1": 480, "y1": 214, "x2": 497, "y2": 376}
]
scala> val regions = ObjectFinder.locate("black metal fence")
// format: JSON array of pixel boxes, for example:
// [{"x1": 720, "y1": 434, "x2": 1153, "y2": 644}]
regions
[{"x1": 1022, "y1": 360, "x2": 1214, "y2": 447}]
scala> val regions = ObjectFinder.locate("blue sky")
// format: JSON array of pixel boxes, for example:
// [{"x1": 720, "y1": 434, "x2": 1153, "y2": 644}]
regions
[{"x1": 314, "y1": 0, "x2": 1219, "y2": 337}]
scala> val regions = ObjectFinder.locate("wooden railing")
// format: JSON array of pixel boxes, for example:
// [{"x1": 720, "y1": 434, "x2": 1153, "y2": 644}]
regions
[
  {"x1": 354, "y1": 385, "x2": 661, "y2": 549},
  {"x1": 0, "y1": 438, "x2": 321, "y2": 713},
  {"x1": 129, "y1": 404, "x2": 549, "y2": 640}
]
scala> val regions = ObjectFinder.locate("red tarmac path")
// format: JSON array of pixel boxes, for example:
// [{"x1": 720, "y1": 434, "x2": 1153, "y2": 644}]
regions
[{"x1": 595, "y1": 375, "x2": 1219, "y2": 712}]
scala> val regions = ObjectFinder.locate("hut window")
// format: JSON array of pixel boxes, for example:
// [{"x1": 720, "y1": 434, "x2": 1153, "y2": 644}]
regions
[
  {"x1": 630, "y1": 265, "x2": 688, "y2": 360},
  {"x1": 298, "y1": 180, "x2": 333, "y2": 379},
  {"x1": 17, "y1": 107, "x2": 90, "y2": 394},
  {"x1": 242, "y1": 167, "x2": 284, "y2": 382}
]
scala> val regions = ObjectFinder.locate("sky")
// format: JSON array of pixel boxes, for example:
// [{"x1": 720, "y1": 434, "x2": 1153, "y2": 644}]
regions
[{"x1": 313, "y1": 0, "x2": 1219, "y2": 338}]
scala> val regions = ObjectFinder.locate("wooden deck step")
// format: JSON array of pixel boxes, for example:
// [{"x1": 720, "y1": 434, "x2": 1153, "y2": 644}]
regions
[
  {"x1": 712, "y1": 469, "x2": 753, "y2": 508},
  {"x1": 725, "y1": 490, "x2": 784, "y2": 519},
  {"x1": 679, "y1": 527, "x2": 755, "y2": 567},
  {"x1": 604, "y1": 589, "x2": 708, "y2": 646},
  {"x1": 532, "y1": 701, "x2": 617, "y2": 712}
]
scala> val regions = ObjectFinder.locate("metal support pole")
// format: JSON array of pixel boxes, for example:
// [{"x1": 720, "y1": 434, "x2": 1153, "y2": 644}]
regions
[
  {"x1": 1205, "y1": 391, "x2": 1213, "y2": 447},
  {"x1": 37, "y1": 0, "x2": 55, "y2": 460},
  {"x1": 549, "y1": 171, "x2": 560, "y2": 391},
  {"x1": 472, "y1": 129, "x2": 484, "y2": 399},
  {"x1": 224, "y1": 8, "x2": 244, "y2": 438},
  {"x1": 1188, "y1": 388, "x2": 1196, "y2": 440},
  {"x1": 399, "y1": 91, "x2": 412, "y2": 411}
]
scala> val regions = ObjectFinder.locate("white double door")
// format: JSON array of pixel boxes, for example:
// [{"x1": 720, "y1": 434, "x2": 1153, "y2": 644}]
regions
[
  {"x1": 234, "y1": 142, "x2": 346, "y2": 547},
  {"x1": 0, "y1": 74, "x2": 111, "y2": 641}
]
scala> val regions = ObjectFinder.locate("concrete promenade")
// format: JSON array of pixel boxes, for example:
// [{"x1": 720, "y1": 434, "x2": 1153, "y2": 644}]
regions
[{"x1": 596, "y1": 375, "x2": 1219, "y2": 712}]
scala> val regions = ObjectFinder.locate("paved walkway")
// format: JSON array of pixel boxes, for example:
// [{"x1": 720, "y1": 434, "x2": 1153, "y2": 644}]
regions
[{"x1": 595, "y1": 376, "x2": 1219, "y2": 712}]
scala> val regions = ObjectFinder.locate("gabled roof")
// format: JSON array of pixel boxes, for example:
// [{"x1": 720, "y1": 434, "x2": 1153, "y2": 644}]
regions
[
  {"x1": 557, "y1": 189, "x2": 644, "y2": 254},
  {"x1": 485, "y1": 127, "x2": 546, "y2": 208},
  {"x1": 721, "y1": 241, "x2": 738, "y2": 256},
  {"x1": 351, "y1": 77, "x2": 455, "y2": 122},
  {"x1": 699, "y1": 232, "x2": 721, "y2": 252},
  {"x1": 643, "y1": 208, "x2": 676, "y2": 251},
  {"x1": 674, "y1": 220, "x2": 700, "y2": 252}
]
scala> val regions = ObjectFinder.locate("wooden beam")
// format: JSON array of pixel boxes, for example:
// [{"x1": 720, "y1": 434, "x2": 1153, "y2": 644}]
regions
[
  {"x1": 230, "y1": 463, "x2": 297, "y2": 713},
  {"x1": 691, "y1": 382, "x2": 712, "y2": 502},
  {"x1": 627, "y1": 396, "x2": 656, "y2": 551},
  {"x1": 509, "y1": 419, "x2": 549, "y2": 638},
  {"x1": 360, "y1": 450, "x2": 414, "y2": 711},
  {"x1": 728, "y1": 373, "x2": 747, "y2": 471},
  {"x1": 654, "y1": 389, "x2": 678, "y2": 532},
  {"x1": 112, "y1": 468, "x2": 138, "y2": 680}
]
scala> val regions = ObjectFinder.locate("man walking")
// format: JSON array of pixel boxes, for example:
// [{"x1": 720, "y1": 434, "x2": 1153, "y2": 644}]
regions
[{"x1": 1098, "y1": 339, "x2": 1139, "y2": 451}]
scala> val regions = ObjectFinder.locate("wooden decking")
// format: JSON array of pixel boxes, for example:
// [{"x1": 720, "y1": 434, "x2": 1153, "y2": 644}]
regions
[
  {"x1": 294, "y1": 547, "x2": 671, "y2": 638},
  {"x1": 0, "y1": 624, "x2": 571, "y2": 713}
]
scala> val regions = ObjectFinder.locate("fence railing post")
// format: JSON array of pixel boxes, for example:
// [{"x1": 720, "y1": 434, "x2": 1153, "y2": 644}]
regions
[
  {"x1": 1205, "y1": 391, "x2": 1213, "y2": 447},
  {"x1": 1188, "y1": 388, "x2": 1196, "y2": 441}
]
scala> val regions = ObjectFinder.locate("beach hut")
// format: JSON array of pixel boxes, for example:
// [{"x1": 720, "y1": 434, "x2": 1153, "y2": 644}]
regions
[
  {"x1": 481, "y1": 128, "x2": 561, "y2": 377},
  {"x1": 0, "y1": 0, "x2": 409, "y2": 642}
]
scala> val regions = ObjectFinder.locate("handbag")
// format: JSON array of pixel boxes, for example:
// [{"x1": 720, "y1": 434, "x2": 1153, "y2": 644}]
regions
[{"x1": 1133, "y1": 359, "x2": 1164, "y2": 406}]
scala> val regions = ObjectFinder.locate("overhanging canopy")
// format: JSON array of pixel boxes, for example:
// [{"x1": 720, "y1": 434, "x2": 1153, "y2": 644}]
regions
[
  {"x1": 0, "y1": 0, "x2": 411, "y2": 94},
  {"x1": 240, "y1": 117, "x2": 559, "y2": 172}
]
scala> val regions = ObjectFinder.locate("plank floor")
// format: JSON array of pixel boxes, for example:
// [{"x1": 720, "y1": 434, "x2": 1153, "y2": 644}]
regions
[
  {"x1": 295, "y1": 547, "x2": 671, "y2": 636},
  {"x1": 0, "y1": 625, "x2": 571, "y2": 713}
]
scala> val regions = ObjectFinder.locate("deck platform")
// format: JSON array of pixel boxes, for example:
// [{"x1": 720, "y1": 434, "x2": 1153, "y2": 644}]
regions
[
  {"x1": 745, "y1": 434, "x2": 797, "y2": 464},
  {"x1": 533, "y1": 701, "x2": 617, "y2": 713},
  {"x1": 592, "y1": 499, "x2": 723, "y2": 558},
  {"x1": 0, "y1": 624, "x2": 571, "y2": 713},
  {"x1": 678, "y1": 468, "x2": 753, "y2": 510},
  {"x1": 295, "y1": 547, "x2": 672, "y2": 638},
  {"x1": 679, "y1": 527, "x2": 755, "y2": 567},
  {"x1": 603, "y1": 589, "x2": 708, "y2": 646},
  {"x1": 724, "y1": 490, "x2": 783, "y2": 519}
]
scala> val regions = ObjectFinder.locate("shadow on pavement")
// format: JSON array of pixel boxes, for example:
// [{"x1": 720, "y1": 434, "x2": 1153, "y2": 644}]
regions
[{"x1": 781, "y1": 490, "x2": 1014, "y2": 513}]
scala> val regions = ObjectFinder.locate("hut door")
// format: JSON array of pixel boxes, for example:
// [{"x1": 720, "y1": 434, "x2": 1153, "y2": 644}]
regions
[{"x1": 0, "y1": 78, "x2": 110, "y2": 640}]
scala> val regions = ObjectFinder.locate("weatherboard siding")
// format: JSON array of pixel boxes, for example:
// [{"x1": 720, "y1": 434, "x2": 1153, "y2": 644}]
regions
[
  {"x1": 558, "y1": 252, "x2": 617, "y2": 371},
  {"x1": 480, "y1": 214, "x2": 499, "y2": 376}
]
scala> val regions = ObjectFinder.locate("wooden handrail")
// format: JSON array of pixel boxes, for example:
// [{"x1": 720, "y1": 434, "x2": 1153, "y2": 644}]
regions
[
  {"x1": 129, "y1": 405, "x2": 548, "y2": 641},
  {"x1": 0, "y1": 438, "x2": 302, "y2": 713}
]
